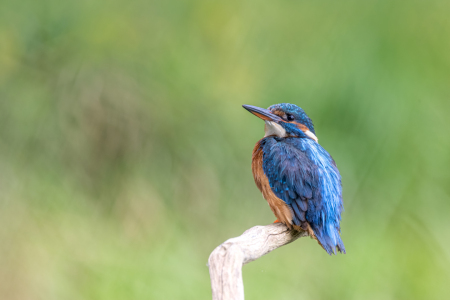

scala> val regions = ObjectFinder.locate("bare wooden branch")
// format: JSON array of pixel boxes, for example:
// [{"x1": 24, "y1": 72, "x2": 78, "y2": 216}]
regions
[{"x1": 208, "y1": 223, "x2": 308, "y2": 300}]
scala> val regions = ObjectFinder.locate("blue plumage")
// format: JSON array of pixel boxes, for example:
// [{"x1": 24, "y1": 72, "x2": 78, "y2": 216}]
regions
[
  {"x1": 243, "y1": 103, "x2": 345, "y2": 255},
  {"x1": 268, "y1": 103, "x2": 316, "y2": 134}
]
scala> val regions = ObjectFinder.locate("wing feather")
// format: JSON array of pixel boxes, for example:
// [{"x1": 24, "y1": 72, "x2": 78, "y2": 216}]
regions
[{"x1": 260, "y1": 136, "x2": 345, "y2": 255}]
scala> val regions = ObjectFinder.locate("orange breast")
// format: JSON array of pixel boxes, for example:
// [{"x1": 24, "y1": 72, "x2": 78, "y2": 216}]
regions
[{"x1": 251, "y1": 140, "x2": 294, "y2": 228}]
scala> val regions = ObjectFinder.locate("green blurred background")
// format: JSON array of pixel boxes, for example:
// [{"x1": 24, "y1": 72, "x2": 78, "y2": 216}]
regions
[{"x1": 1, "y1": 0, "x2": 450, "y2": 299}]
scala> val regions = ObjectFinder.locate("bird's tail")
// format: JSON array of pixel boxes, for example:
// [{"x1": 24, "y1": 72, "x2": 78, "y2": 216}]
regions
[{"x1": 312, "y1": 224, "x2": 346, "y2": 255}]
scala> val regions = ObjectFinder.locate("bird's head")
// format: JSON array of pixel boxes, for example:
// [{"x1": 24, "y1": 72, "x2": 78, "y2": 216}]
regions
[{"x1": 243, "y1": 103, "x2": 318, "y2": 142}]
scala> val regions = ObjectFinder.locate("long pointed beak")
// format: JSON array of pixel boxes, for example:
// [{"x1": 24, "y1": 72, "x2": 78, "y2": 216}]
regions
[{"x1": 242, "y1": 105, "x2": 282, "y2": 122}]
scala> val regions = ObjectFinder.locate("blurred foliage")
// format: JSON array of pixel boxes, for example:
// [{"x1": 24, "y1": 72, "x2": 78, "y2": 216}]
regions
[{"x1": 1, "y1": 0, "x2": 450, "y2": 299}]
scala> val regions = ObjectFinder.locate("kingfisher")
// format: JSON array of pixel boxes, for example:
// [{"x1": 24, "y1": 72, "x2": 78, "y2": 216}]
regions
[{"x1": 243, "y1": 103, "x2": 345, "y2": 255}]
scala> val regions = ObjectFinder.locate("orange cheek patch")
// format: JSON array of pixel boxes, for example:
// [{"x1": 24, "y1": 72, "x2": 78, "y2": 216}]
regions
[
  {"x1": 272, "y1": 109, "x2": 286, "y2": 119},
  {"x1": 295, "y1": 122, "x2": 309, "y2": 132}
]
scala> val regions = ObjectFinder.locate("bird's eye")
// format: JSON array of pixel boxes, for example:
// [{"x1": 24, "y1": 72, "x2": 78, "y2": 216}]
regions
[{"x1": 286, "y1": 114, "x2": 295, "y2": 121}]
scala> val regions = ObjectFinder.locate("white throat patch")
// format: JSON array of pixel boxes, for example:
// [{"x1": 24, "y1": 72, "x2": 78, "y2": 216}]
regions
[
  {"x1": 304, "y1": 130, "x2": 318, "y2": 142},
  {"x1": 264, "y1": 121, "x2": 287, "y2": 138},
  {"x1": 264, "y1": 121, "x2": 319, "y2": 142}
]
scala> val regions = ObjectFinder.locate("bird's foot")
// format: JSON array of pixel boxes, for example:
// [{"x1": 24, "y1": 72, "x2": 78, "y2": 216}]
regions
[{"x1": 273, "y1": 219, "x2": 280, "y2": 223}]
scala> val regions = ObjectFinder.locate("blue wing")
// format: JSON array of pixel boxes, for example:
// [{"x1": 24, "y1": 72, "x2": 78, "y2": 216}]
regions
[{"x1": 260, "y1": 137, "x2": 345, "y2": 255}]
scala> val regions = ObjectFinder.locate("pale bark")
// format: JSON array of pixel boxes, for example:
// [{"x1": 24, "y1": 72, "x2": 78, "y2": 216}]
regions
[{"x1": 208, "y1": 223, "x2": 308, "y2": 300}]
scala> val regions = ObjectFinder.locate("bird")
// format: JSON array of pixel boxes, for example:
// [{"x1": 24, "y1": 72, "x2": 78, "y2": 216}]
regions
[{"x1": 243, "y1": 103, "x2": 345, "y2": 255}]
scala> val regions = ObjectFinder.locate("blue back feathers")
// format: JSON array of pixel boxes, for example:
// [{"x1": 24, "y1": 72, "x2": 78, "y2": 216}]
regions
[{"x1": 258, "y1": 136, "x2": 345, "y2": 255}]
